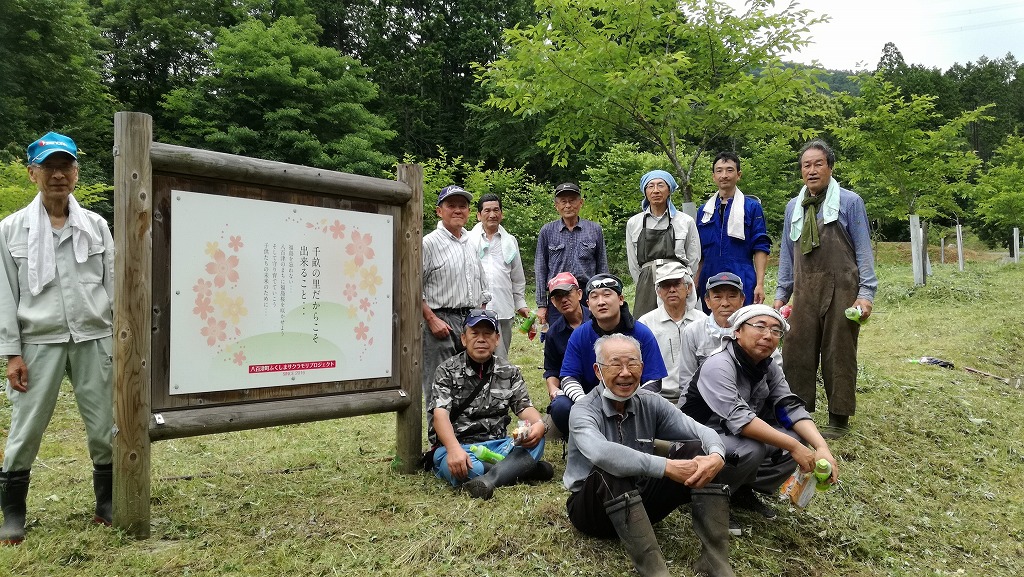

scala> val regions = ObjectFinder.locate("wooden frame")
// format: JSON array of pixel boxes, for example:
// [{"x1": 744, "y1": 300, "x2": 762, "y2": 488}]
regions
[{"x1": 112, "y1": 112, "x2": 423, "y2": 538}]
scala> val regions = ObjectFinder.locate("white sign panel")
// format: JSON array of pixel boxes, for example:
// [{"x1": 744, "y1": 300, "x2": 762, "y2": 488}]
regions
[{"x1": 169, "y1": 191, "x2": 393, "y2": 394}]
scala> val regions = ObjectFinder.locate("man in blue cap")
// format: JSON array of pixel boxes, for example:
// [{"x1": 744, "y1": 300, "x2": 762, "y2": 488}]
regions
[
  {"x1": 1, "y1": 132, "x2": 115, "y2": 544},
  {"x1": 427, "y1": 309, "x2": 552, "y2": 500}
]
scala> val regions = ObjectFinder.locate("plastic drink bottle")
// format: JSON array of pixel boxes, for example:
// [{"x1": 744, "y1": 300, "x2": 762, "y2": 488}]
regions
[
  {"x1": 519, "y1": 311, "x2": 537, "y2": 333},
  {"x1": 469, "y1": 445, "x2": 504, "y2": 463},
  {"x1": 845, "y1": 306, "x2": 868, "y2": 325},
  {"x1": 814, "y1": 459, "x2": 832, "y2": 492}
]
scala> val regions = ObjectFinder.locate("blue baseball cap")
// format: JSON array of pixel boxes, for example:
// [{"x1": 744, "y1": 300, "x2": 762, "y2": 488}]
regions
[
  {"x1": 27, "y1": 132, "x2": 78, "y2": 165},
  {"x1": 436, "y1": 185, "x2": 473, "y2": 206}
]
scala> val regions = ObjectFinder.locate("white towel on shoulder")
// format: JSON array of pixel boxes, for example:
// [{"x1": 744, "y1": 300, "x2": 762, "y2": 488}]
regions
[
  {"x1": 700, "y1": 188, "x2": 746, "y2": 240},
  {"x1": 26, "y1": 193, "x2": 100, "y2": 296}
]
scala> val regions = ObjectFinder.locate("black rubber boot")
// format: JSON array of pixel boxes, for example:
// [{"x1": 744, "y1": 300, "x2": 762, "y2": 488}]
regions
[
  {"x1": 517, "y1": 460, "x2": 554, "y2": 484},
  {"x1": 691, "y1": 483, "x2": 736, "y2": 577},
  {"x1": 604, "y1": 490, "x2": 670, "y2": 577},
  {"x1": 0, "y1": 470, "x2": 30, "y2": 546},
  {"x1": 93, "y1": 463, "x2": 113, "y2": 526},
  {"x1": 463, "y1": 447, "x2": 540, "y2": 500},
  {"x1": 823, "y1": 413, "x2": 850, "y2": 439}
]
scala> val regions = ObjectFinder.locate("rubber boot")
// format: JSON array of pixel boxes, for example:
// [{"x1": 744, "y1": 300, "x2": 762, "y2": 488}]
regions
[
  {"x1": 516, "y1": 460, "x2": 554, "y2": 484},
  {"x1": 463, "y1": 447, "x2": 540, "y2": 500},
  {"x1": 93, "y1": 463, "x2": 113, "y2": 526},
  {"x1": 0, "y1": 470, "x2": 30, "y2": 546},
  {"x1": 823, "y1": 413, "x2": 850, "y2": 439},
  {"x1": 603, "y1": 490, "x2": 670, "y2": 577},
  {"x1": 691, "y1": 484, "x2": 736, "y2": 577}
]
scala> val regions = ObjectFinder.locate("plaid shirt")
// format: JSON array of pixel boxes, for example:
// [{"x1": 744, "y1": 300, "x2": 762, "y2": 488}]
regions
[
  {"x1": 427, "y1": 352, "x2": 534, "y2": 446},
  {"x1": 534, "y1": 218, "x2": 608, "y2": 306}
]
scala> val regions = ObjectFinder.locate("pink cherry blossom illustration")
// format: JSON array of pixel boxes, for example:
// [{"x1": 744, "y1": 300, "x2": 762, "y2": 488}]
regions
[
  {"x1": 193, "y1": 278, "x2": 213, "y2": 298},
  {"x1": 205, "y1": 249, "x2": 239, "y2": 288},
  {"x1": 228, "y1": 235, "x2": 244, "y2": 252},
  {"x1": 359, "y1": 297, "x2": 371, "y2": 312},
  {"x1": 233, "y1": 350, "x2": 247, "y2": 366},
  {"x1": 193, "y1": 295, "x2": 213, "y2": 319},
  {"x1": 201, "y1": 316, "x2": 227, "y2": 346},
  {"x1": 346, "y1": 231, "x2": 375, "y2": 265},
  {"x1": 330, "y1": 220, "x2": 346, "y2": 239},
  {"x1": 354, "y1": 322, "x2": 370, "y2": 341},
  {"x1": 344, "y1": 283, "x2": 358, "y2": 301}
]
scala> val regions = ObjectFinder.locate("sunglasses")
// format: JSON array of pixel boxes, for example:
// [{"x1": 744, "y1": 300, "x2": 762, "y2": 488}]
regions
[
  {"x1": 588, "y1": 277, "x2": 620, "y2": 291},
  {"x1": 468, "y1": 309, "x2": 498, "y2": 320}
]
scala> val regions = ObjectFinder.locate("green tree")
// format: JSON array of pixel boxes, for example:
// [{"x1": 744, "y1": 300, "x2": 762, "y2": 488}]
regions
[
  {"x1": 162, "y1": 16, "x2": 396, "y2": 177},
  {"x1": 974, "y1": 135, "x2": 1024, "y2": 249},
  {"x1": 0, "y1": 0, "x2": 114, "y2": 182},
  {"x1": 308, "y1": 0, "x2": 537, "y2": 162},
  {"x1": 480, "y1": 0, "x2": 825, "y2": 203},
  {"x1": 831, "y1": 73, "x2": 991, "y2": 225},
  {"x1": 88, "y1": 0, "x2": 249, "y2": 131},
  {"x1": 737, "y1": 136, "x2": 805, "y2": 239}
]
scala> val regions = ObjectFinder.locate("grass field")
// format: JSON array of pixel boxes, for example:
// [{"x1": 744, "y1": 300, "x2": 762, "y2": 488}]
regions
[{"x1": 2, "y1": 243, "x2": 1023, "y2": 576}]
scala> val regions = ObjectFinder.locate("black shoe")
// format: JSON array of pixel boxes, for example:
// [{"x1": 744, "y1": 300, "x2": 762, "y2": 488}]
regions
[
  {"x1": 823, "y1": 413, "x2": 850, "y2": 439},
  {"x1": 728, "y1": 513, "x2": 743, "y2": 536},
  {"x1": 731, "y1": 486, "x2": 777, "y2": 519}
]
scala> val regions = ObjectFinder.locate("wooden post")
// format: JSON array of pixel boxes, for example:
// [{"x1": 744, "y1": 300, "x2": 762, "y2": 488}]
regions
[
  {"x1": 956, "y1": 224, "x2": 965, "y2": 272},
  {"x1": 922, "y1": 220, "x2": 931, "y2": 276},
  {"x1": 394, "y1": 164, "x2": 423, "y2": 473},
  {"x1": 910, "y1": 215, "x2": 924, "y2": 286},
  {"x1": 112, "y1": 112, "x2": 154, "y2": 537},
  {"x1": 1014, "y1": 227, "x2": 1020, "y2": 263}
]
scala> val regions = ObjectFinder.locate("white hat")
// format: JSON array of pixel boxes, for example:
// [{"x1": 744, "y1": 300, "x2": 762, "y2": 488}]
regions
[
  {"x1": 727, "y1": 304, "x2": 790, "y2": 335},
  {"x1": 654, "y1": 260, "x2": 691, "y2": 285}
]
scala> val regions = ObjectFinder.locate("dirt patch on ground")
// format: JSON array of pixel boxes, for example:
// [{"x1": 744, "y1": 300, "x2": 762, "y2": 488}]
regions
[{"x1": 875, "y1": 241, "x2": 1005, "y2": 264}]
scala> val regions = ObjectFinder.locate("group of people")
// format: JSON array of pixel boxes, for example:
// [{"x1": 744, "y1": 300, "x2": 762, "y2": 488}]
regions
[
  {"x1": 421, "y1": 140, "x2": 877, "y2": 576},
  {"x1": 0, "y1": 130, "x2": 875, "y2": 575}
]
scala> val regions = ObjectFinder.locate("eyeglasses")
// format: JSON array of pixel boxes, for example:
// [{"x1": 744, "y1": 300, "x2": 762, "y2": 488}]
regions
[
  {"x1": 468, "y1": 309, "x2": 498, "y2": 320},
  {"x1": 742, "y1": 322, "x2": 785, "y2": 338},
  {"x1": 555, "y1": 197, "x2": 581, "y2": 206},
  {"x1": 33, "y1": 162, "x2": 78, "y2": 175},
  {"x1": 657, "y1": 278, "x2": 687, "y2": 290},
  {"x1": 597, "y1": 360, "x2": 643, "y2": 372},
  {"x1": 644, "y1": 181, "x2": 669, "y2": 191}
]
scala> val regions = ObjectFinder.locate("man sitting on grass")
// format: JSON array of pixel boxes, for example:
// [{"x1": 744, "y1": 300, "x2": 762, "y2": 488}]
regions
[
  {"x1": 565, "y1": 334, "x2": 734, "y2": 577},
  {"x1": 428, "y1": 310, "x2": 553, "y2": 500},
  {"x1": 681, "y1": 304, "x2": 838, "y2": 521}
]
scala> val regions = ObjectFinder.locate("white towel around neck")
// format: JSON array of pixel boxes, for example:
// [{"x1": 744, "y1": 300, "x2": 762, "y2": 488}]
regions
[
  {"x1": 700, "y1": 188, "x2": 746, "y2": 240},
  {"x1": 25, "y1": 192, "x2": 100, "y2": 296}
]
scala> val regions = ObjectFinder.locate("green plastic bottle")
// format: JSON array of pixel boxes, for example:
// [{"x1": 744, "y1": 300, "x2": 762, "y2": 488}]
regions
[
  {"x1": 814, "y1": 459, "x2": 832, "y2": 492},
  {"x1": 469, "y1": 445, "x2": 505, "y2": 463},
  {"x1": 519, "y1": 311, "x2": 538, "y2": 334},
  {"x1": 845, "y1": 306, "x2": 868, "y2": 325}
]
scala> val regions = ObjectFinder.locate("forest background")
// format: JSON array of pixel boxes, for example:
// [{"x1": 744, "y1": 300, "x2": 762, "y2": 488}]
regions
[{"x1": 2, "y1": 0, "x2": 1024, "y2": 279}]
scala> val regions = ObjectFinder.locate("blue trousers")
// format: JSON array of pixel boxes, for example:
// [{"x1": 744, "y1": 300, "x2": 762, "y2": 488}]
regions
[{"x1": 433, "y1": 436, "x2": 546, "y2": 487}]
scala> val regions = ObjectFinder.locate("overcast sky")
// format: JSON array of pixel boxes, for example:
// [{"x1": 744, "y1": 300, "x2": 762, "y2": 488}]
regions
[{"x1": 724, "y1": 0, "x2": 1024, "y2": 71}]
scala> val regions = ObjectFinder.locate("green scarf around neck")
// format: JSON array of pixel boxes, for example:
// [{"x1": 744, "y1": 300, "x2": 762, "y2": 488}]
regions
[{"x1": 799, "y1": 193, "x2": 826, "y2": 254}]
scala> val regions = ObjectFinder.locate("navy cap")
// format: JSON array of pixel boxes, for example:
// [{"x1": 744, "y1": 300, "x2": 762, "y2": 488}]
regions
[
  {"x1": 437, "y1": 185, "x2": 473, "y2": 206},
  {"x1": 465, "y1": 308, "x2": 499, "y2": 331},
  {"x1": 553, "y1": 182, "x2": 581, "y2": 197}
]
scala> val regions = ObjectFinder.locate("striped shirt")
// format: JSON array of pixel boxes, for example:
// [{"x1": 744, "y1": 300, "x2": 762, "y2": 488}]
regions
[
  {"x1": 534, "y1": 218, "x2": 608, "y2": 306},
  {"x1": 422, "y1": 222, "x2": 490, "y2": 310}
]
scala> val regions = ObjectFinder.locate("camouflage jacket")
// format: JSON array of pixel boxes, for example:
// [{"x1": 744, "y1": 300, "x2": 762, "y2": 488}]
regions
[{"x1": 427, "y1": 352, "x2": 534, "y2": 446}]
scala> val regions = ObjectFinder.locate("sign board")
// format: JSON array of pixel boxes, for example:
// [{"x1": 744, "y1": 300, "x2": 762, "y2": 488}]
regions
[{"x1": 168, "y1": 191, "x2": 394, "y2": 394}]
